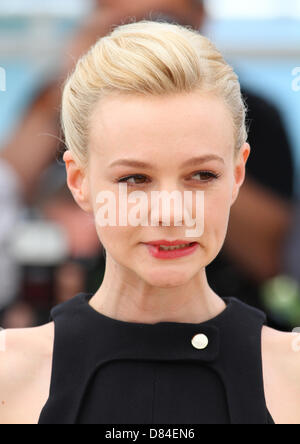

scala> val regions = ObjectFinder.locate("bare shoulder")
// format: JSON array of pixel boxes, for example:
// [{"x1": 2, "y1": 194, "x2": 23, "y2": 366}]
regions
[
  {"x1": 0, "y1": 322, "x2": 54, "y2": 424},
  {"x1": 0, "y1": 322, "x2": 54, "y2": 366},
  {"x1": 262, "y1": 325, "x2": 300, "y2": 373},
  {"x1": 261, "y1": 325, "x2": 300, "y2": 424}
]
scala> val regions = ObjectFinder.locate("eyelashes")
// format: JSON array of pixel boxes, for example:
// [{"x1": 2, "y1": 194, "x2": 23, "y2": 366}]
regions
[
  {"x1": 116, "y1": 171, "x2": 221, "y2": 186},
  {"x1": 118, "y1": 174, "x2": 150, "y2": 186},
  {"x1": 190, "y1": 171, "x2": 221, "y2": 182}
]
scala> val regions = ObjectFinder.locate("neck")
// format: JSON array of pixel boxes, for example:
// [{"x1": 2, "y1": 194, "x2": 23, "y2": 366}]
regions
[{"x1": 89, "y1": 254, "x2": 226, "y2": 325}]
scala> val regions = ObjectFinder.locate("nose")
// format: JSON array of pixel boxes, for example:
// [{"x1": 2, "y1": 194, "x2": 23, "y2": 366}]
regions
[{"x1": 148, "y1": 184, "x2": 192, "y2": 228}]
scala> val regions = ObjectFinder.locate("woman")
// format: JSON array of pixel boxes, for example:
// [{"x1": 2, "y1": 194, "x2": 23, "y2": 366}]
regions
[{"x1": 1, "y1": 20, "x2": 299, "y2": 425}]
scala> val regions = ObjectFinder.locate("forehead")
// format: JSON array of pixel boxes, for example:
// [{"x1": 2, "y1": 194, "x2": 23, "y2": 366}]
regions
[{"x1": 88, "y1": 91, "x2": 235, "y2": 162}]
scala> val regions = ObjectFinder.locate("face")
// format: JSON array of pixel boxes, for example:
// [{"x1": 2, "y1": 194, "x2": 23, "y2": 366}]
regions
[
  {"x1": 97, "y1": 0, "x2": 191, "y2": 11},
  {"x1": 64, "y1": 91, "x2": 250, "y2": 288},
  {"x1": 96, "y1": 0, "x2": 205, "y2": 29}
]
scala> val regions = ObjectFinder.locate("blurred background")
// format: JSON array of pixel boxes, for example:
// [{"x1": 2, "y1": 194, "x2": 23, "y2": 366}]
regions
[{"x1": 0, "y1": 0, "x2": 299, "y2": 330}]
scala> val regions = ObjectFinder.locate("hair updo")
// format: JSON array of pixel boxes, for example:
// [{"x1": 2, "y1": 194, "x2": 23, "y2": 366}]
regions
[{"x1": 61, "y1": 20, "x2": 248, "y2": 167}]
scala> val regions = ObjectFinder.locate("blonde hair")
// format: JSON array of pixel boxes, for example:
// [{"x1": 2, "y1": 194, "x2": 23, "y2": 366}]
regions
[{"x1": 61, "y1": 20, "x2": 247, "y2": 167}]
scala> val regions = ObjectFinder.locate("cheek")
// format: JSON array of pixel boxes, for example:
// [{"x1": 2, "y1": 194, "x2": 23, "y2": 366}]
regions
[
  {"x1": 94, "y1": 224, "x2": 136, "y2": 253},
  {"x1": 204, "y1": 190, "x2": 232, "y2": 236}
]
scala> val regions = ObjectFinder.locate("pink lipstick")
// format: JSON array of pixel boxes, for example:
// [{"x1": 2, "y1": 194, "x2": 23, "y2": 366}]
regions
[{"x1": 143, "y1": 240, "x2": 199, "y2": 259}]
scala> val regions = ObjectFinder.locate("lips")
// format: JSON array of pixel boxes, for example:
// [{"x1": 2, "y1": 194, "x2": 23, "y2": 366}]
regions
[
  {"x1": 145, "y1": 240, "x2": 196, "y2": 247},
  {"x1": 143, "y1": 241, "x2": 199, "y2": 259}
]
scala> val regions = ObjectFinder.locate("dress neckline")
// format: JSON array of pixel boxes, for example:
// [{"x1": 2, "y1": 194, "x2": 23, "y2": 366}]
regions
[{"x1": 78, "y1": 292, "x2": 235, "y2": 329}]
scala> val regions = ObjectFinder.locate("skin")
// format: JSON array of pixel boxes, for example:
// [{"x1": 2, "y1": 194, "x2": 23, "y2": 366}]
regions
[{"x1": 1, "y1": 91, "x2": 299, "y2": 425}]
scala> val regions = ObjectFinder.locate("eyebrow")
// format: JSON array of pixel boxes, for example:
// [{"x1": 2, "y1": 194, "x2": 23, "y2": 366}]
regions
[{"x1": 108, "y1": 155, "x2": 225, "y2": 169}]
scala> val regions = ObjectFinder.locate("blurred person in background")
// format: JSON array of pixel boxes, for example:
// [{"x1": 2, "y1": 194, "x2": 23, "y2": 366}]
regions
[
  {"x1": 0, "y1": 85, "x2": 61, "y2": 321},
  {"x1": 1, "y1": 300, "x2": 36, "y2": 329},
  {"x1": 53, "y1": 260, "x2": 86, "y2": 305},
  {"x1": 0, "y1": 0, "x2": 295, "y2": 328},
  {"x1": 283, "y1": 199, "x2": 300, "y2": 284}
]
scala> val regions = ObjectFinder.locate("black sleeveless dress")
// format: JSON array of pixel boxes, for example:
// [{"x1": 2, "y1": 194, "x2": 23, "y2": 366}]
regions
[{"x1": 38, "y1": 293, "x2": 275, "y2": 424}]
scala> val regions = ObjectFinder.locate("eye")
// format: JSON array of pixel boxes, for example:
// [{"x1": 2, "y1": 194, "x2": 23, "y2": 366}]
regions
[
  {"x1": 116, "y1": 171, "x2": 220, "y2": 187},
  {"x1": 190, "y1": 171, "x2": 220, "y2": 182},
  {"x1": 117, "y1": 174, "x2": 149, "y2": 186}
]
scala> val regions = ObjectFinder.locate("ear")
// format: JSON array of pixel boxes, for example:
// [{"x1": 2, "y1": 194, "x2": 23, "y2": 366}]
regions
[
  {"x1": 231, "y1": 143, "x2": 251, "y2": 206},
  {"x1": 63, "y1": 150, "x2": 93, "y2": 213}
]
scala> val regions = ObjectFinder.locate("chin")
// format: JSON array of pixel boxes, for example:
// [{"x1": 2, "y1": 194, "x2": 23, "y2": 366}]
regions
[{"x1": 141, "y1": 267, "x2": 195, "y2": 288}]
